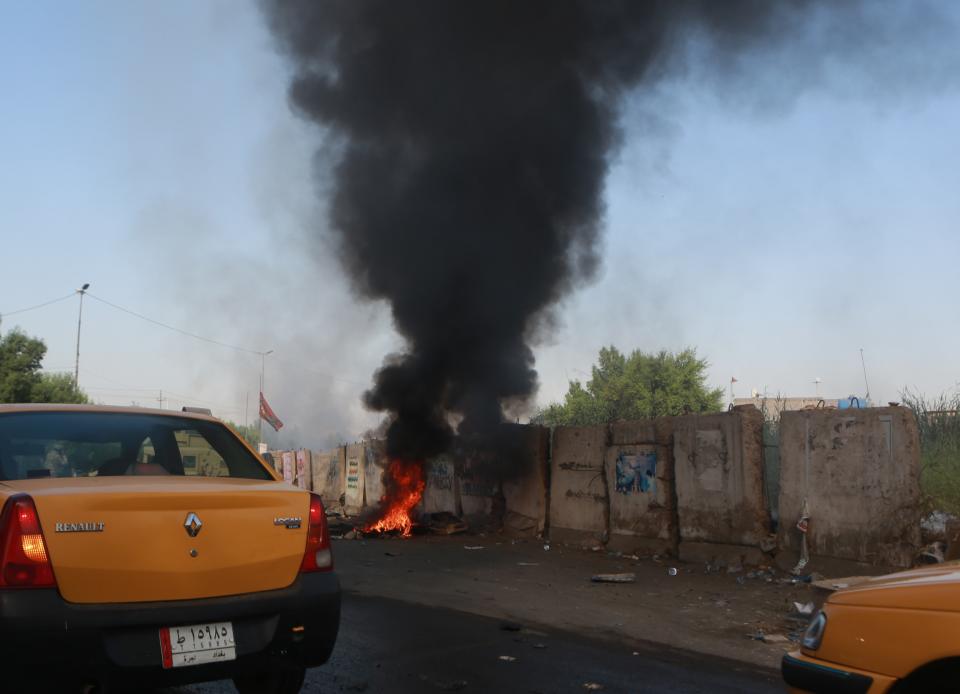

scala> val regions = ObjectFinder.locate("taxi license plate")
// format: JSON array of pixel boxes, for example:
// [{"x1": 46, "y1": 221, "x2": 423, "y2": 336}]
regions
[{"x1": 159, "y1": 621, "x2": 236, "y2": 668}]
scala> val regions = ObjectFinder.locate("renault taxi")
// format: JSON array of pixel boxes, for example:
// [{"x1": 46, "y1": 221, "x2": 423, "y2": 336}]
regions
[
  {"x1": 784, "y1": 564, "x2": 960, "y2": 693},
  {"x1": 0, "y1": 404, "x2": 339, "y2": 692}
]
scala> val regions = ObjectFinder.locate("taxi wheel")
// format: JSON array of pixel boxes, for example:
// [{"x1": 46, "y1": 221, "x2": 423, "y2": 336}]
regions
[{"x1": 232, "y1": 666, "x2": 306, "y2": 694}]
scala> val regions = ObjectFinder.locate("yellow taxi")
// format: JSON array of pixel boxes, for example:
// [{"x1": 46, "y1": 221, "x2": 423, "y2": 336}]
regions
[
  {"x1": 784, "y1": 564, "x2": 960, "y2": 693},
  {"x1": 0, "y1": 404, "x2": 339, "y2": 692}
]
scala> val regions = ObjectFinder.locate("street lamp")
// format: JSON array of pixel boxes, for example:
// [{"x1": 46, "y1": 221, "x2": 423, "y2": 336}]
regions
[
  {"x1": 258, "y1": 349, "x2": 274, "y2": 441},
  {"x1": 74, "y1": 283, "x2": 90, "y2": 388}
]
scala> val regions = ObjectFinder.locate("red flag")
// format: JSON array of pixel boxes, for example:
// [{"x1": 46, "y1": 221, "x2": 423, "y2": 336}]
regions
[{"x1": 259, "y1": 392, "x2": 284, "y2": 431}]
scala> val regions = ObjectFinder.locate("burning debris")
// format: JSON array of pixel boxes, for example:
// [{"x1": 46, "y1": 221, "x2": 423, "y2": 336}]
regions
[{"x1": 362, "y1": 459, "x2": 426, "y2": 537}]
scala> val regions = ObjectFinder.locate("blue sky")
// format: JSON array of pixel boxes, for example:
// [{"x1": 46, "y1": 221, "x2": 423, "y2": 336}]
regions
[{"x1": 2, "y1": 1, "x2": 958, "y2": 446}]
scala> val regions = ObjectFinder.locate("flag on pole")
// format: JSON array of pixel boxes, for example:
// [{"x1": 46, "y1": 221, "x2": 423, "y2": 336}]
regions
[
  {"x1": 730, "y1": 377, "x2": 738, "y2": 384},
  {"x1": 259, "y1": 392, "x2": 284, "y2": 431}
]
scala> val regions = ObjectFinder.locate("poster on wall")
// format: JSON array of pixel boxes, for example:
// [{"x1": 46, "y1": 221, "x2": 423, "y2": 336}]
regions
[
  {"x1": 344, "y1": 446, "x2": 366, "y2": 512},
  {"x1": 615, "y1": 451, "x2": 657, "y2": 495},
  {"x1": 281, "y1": 451, "x2": 295, "y2": 484},
  {"x1": 346, "y1": 456, "x2": 361, "y2": 493},
  {"x1": 295, "y1": 449, "x2": 310, "y2": 490}
]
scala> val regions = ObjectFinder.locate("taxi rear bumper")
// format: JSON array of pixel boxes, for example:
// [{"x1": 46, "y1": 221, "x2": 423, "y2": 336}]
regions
[{"x1": 0, "y1": 571, "x2": 340, "y2": 689}]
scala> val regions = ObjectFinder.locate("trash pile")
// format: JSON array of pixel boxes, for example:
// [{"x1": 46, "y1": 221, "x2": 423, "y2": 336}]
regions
[{"x1": 914, "y1": 510, "x2": 960, "y2": 565}]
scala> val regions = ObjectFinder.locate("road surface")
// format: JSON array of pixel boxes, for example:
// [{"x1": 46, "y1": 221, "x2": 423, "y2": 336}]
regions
[{"x1": 172, "y1": 593, "x2": 781, "y2": 694}]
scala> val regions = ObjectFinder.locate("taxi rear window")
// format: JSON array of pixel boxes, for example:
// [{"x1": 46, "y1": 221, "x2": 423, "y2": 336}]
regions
[{"x1": 0, "y1": 412, "x2": 272, "y2": 481}]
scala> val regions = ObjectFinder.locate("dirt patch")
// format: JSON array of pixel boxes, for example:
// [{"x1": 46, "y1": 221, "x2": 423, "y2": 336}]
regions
[{"x1": 333, "y1": 533, "x2": 823, "y2": 670}]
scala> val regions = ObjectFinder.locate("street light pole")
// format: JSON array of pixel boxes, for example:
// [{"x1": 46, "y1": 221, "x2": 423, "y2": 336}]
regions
[
  {"x1": 74, "y1": 283, "x2": 90, "y2": 388},
  {"x1": 258, "y1": 349, "x2": 274, "y2": 443}
]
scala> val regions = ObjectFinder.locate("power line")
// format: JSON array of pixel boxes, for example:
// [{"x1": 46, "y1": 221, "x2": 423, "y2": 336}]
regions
[
  {"x1": 54, "y1": 369, "x2": 242, "y2": 411},
  {"x1": 76, "y1": 367, "x2": 158, "y2": 390},
  {"x1": 81, "y1": 386, "x2": 162, "y2": 393},
  {"x1": 86, "y1": 293, "x2": 266, "y2": 356},
  {"x1": 83, "y1": 387, "x2": 243, "y2": 414},
  {"x1": 1, "y1": 292, "x2": 76, "y2": 319},
  {"x1": 17, "y1": 290, "x2": 368, "y2": 389},
  {"x1": 88, "y1": 292, "x2": 367, "y2": 388}
]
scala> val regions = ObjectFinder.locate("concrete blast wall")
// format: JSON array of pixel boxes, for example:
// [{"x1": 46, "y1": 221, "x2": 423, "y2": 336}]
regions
[
  {"x1": 278, "y1": 451, "x2": 295, "y2": 484},
  {"x1": 778, "y1": 407, "x2": 922, "y2": 568},
  {"x1": 344, "y1": 443, "x2": 366, "y2": 514},
  {"x1": 310, "y1": 447, "x2": 346, "y2": 508},
  {"x1": 364, "y1": 440, "x2": 387, "y2": 507},
  {"x1": 421, "y1": 455, "x2": 458, "y2": 514},
  {"x1": 295, "y1": 449, "x2": 311, "y2": 490},
  {"x1": 548, "y1": 426, "x2": 608, "y2": 541},
  {"x1": 673, "y1": 407, "x2": 768, "y2": 563},
  {"x1": 605, "y1": 419, "x2": 676, "y2": 552},
  {"x1": 271, "y1": 408, "x2": 922, "y2": 567},
  {"x1": 546, "y1": 411, "x2": 765, "y2": 556},
  {"x1": 457, "y1": 454, "x2": 497, "y2": 522},
  {"x1": 503, "y1": 426, "x2": 550, "y2": 535}
]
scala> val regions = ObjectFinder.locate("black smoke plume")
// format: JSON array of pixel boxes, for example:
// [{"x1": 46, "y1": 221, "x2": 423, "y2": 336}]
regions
[{"x1": 259, "y1": 1, "x2": 861, "y2": 460}]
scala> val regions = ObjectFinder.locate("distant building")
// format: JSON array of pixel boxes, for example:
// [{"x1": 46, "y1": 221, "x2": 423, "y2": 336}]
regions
[{"x1": 733, "y1": 395, "x2": 869, "y2": 421}]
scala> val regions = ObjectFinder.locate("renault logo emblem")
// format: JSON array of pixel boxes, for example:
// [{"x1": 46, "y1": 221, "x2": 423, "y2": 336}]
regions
[{"x1": 184, "y1": 512, "x2": 203, "y2": 537}]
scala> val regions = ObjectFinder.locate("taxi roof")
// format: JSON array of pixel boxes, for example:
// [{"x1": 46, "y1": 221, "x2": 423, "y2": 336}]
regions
[{"x1": 0, "y1": 403, "x2": 220, "y2": 423}]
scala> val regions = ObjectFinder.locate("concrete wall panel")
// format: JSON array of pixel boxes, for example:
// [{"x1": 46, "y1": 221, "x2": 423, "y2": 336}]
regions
[
  {"x1": 603, "y1": 418, "x2": 676, "y2": 551},
  {"x1": 422, "y1": 456, "x2": 458, "y2": 515},
  {"x1": 503, "y1": 426, "x2": 550, "y2": 535},
  {"x1": 673, "y1": 408, "x2": 767, "y2": 548},
  {"x1": 604, "y1": 443, "x2": 675, "y2": 547},
  {"x1": 280, "y1": 450, "x2": 295, "y2": 484},
  {"x1": 549, "y1": 425, "x2": 608, "y2": 537},
  {"x1": 311, "y1": 447, "x2": 346, "y2": 508},
  {"x1": 344, "y1": 443, "x2": 365, "y2": 513},
  {"x1": 610, "y1": 418, "x2": 674, "y2": 447},
  {"x1": 363, "y1": 440, "x2": 387, "y2": 507},
  {"x1": 458, "y1": 454, "x2": 496, "y2": 521},
  {"x1": 778, "y1": 407, "x2": 922, "y2": 567},
  {"x1": 295, "y1": 449, "x2": 311, "y2": 490}
]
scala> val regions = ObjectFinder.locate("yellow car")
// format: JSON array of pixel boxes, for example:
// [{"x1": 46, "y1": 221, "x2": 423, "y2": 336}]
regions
[
  {"x1": 783, "y1": 564, "x2": 960, "y2": 693},
  {"x1": 0, "y1": 404, "x2": 339, "y2": 693}
]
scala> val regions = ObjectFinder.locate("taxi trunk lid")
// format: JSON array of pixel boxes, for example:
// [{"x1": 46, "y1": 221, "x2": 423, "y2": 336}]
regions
[{"x1": 20, "y1": 477, "x2": 309, "y2": 604}]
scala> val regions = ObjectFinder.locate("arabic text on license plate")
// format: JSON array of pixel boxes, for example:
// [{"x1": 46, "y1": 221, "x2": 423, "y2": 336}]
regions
[{"x1": 159, "y1": 621, "x2": 236, "y2": 668}]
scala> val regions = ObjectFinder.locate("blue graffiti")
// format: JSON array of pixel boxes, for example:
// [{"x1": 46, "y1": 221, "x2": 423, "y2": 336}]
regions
[{"x1": 615, "y1": 452, "x2": 657, "y2": 495}]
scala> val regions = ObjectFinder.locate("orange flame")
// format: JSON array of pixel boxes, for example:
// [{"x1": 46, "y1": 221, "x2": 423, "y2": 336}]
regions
[{"x1": 363, "y1": 459, "x2": 426, "y2": 537}]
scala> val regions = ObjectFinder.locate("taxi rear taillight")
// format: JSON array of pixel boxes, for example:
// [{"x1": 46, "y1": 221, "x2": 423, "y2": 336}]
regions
[
  {"x1": 0, "y1": 494, "x2": 57, "y2": 588},
  {"x1": 300, "y1": 494, "x2": 333, "y2": 573}
]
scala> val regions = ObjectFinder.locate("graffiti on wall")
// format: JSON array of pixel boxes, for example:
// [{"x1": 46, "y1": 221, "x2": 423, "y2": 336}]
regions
[
  {"x1": 615, "y1": 451, "x2": 657, "y2": 495},
  {"x1": 429, "y1": 457, "x2": 454, "y2": 490},
  {"x1": 326, "y1": 453, "x2": 340, "y2": 482},
  {"x1": 346, "y1": 457, "x2": 361, "y2": 492},
  {"x1": 460, "y1": 456, "x2": 497, "y2": 497}
]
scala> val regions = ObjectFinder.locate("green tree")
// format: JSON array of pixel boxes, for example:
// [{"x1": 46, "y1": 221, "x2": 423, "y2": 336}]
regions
[
  {"x1": 535, "y1": 346, "x2": 723, "y2": 426},
  {"x1": 32, "y1": 372, "x2": 89, "y2": 404},
  {"x1": 0, "y1": 329, "x2": 88, "y2": 404}
]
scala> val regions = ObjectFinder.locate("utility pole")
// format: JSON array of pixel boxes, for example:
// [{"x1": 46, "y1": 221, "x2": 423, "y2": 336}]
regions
[
  {"x1": 74, "y1": 283, "x2": 90, "y2": 388},
  {"x1": 258, "y1": 349, "x2": 273, "y2": 442}
]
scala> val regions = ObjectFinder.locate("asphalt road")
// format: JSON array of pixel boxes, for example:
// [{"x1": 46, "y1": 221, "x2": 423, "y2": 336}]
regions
[{"x1": 174, "y1": 593, "x2": 781, "y2": 694}]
